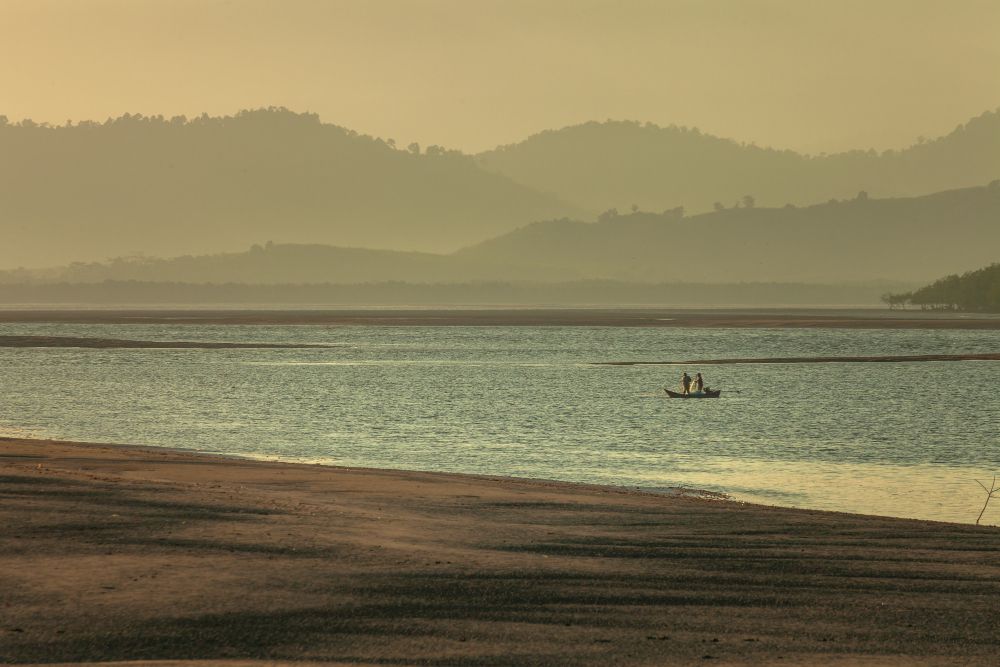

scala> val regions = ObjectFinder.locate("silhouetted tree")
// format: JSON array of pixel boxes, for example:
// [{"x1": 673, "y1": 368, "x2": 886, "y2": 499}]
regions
[
  {"x1": 631, "y1": 204, "x2": 638, "y2": 213},
  {"x1": 597, "y1": 208, "x2": 619, "y2": 223},
  {"x1": 408, "y1": 142, "x2": 420, "y2": 154},
  {"x1": 880, "y1": 292, "x2": 908, "y2": 309},
  {"x1": 713, "y1": 202, "x2": 724, "y2": 211},
  {"x1": 742, "y1": 195, "x2": 756, "y2": 208}
]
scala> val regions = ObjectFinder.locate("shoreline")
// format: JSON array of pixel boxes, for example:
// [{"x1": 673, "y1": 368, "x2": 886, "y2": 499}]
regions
[
  {"x1": 3, "y1": 437, "x2": 999, "y2": 665},
  {"x1": 1, "y1": 306, "x2": 1000, "y2": 328}
]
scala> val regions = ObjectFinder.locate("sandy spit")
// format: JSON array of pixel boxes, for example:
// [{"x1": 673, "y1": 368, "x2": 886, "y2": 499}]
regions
[
  {"x1": 2, "y1": 438, "x2": 999, "y2": 666},
  {"x1": 0, "y1": 336, "x2": 334, "y2": 349}
]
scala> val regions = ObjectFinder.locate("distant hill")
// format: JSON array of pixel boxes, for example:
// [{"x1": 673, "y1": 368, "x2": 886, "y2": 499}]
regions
[
  {"x1": 0, "y1": 108, "x2": 583, "y2": 267},
  {"x1": 454, "y1": 183, "x2": 1000, "y2": 283},
  {"x1": 0, "y1": 242, "x2": 580, "y2": 284},
  {"x1": 0, "y1": 280, "x2": 900, "y2": 307},
  {"x1": 474, "y1": 109, "x2": 1000, "y2": 214},
  {"x1": 4, "y1": 183, "x2": 993, "y2": 288},
  {"x1": 885, "y1": 263, "x2": 1000, "y2": 312}
]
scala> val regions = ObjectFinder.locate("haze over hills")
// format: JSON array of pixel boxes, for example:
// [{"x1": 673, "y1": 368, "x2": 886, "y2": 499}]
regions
[
  {"x1": 0, "y1": 108, "x2": 583, "y2": 268},
  {"x1": 4, "y1": 184, "x2": 994, "y2": 292},
  {"x1": 455, "y1": 183, "x2": 1000, "y2": 284},
  {"x1": 475, "y1": 110, "x2": 1000, "y2": 215},
  {"x1": 2, "y1": 105, "x2": 998, "y2": 281},
  {"x1": 16, "y1": 242, "x2": 582, "y2": 285}
]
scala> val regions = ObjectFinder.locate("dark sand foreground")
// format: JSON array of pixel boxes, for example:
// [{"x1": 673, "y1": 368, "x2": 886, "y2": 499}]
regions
[{"x1": 2, "y1": 439, "x2": 999, "y2": 666}]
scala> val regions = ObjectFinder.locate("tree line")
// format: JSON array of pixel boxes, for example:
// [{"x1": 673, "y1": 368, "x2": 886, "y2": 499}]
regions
[{"x1": 883, "y1": 263, "x2": 1000, "y2": 312}]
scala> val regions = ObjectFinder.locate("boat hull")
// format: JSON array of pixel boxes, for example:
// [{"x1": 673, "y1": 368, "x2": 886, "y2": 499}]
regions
[{"x1": 665, "y1": 389, "x2": 722, "y2": 398}]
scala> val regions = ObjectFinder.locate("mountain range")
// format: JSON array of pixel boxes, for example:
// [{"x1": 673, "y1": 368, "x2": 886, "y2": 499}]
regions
[
  {"x1": 475, "y1": 109, "x2": 1000, "y2": 215},
  {"x1": 1, "y1": 106, "x2": 997, "y2": 273},
  {"x1": 0, "y1": 108, "x2": 582, "y2": 267}
]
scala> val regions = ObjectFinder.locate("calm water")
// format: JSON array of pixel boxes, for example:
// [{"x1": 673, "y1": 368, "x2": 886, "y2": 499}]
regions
[{"x1": 1, "y1": 322, "x2": 999, "y2": 525}]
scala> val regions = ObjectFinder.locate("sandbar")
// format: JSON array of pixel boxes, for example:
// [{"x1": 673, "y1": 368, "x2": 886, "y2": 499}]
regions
[
  {"x1": 2, "y1": 438, "x2": 999, "y2": 666},
  {"x1": 0, "y1": 336, "x2": 334, "y2": 349}
]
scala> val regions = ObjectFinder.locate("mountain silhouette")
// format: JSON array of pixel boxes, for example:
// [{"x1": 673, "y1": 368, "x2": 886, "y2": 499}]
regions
[
  {"x1": 454, "y1": 183, "x2": 1000, "y2": 283},
  {"x1": 475, "y1": 110, "x2": 1000, "y2": 214},
  {"x1": 0, "y1": 108, "x2": 583, "y2": 267}
]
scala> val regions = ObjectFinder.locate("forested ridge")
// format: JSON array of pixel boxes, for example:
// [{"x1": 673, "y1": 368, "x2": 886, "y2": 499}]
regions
[
  {"x1": 476, "y1": 110, "x2": 1000, "y2": 214},
  {"x1": 0, "y1": 108, "x2": 582, "y2": 267},
  {"x1": 2, "y1": 105, "x2": 997, "y2": 290},
  {"x1": 455, "y1": 183, "x2": 1000, "y2": 283}
]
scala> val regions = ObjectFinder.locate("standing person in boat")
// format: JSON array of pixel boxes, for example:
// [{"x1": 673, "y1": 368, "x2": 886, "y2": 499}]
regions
[
  {"x1": 681, "y1": 372, "x2": 692, "y2": 395},
  {"x1": 694, "y1": 373, "x2": 704, "y2": 393}
]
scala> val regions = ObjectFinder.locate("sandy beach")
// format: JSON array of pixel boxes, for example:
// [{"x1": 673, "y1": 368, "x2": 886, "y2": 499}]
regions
[{"x1": 2, "y1": 438, "x2": 999, "y2": 666}]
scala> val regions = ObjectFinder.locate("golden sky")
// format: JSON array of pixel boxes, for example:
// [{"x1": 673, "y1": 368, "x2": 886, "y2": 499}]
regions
[{"x1": 2, "y1": 0, "x2": 998, "y2": 154}]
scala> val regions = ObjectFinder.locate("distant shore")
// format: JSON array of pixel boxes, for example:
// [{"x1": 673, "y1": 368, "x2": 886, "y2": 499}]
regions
[
  {"x1": 1, "y1": 306, "x2": 999, "y2": 328},
  {"x1": 597, "y1": 352, "x2": 1000, "y2": 365},
  {"x1": 2, "y1": 437, "x2": 999, "y2": 665}
]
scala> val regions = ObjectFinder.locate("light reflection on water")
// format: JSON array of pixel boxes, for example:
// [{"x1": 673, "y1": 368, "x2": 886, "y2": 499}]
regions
[{"x1": 0, "y1": 324, "x2": 998, "y2": 525}]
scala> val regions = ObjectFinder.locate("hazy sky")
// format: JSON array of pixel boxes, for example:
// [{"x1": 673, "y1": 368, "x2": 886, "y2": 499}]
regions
[{"x1": 2, "y1": 0, "x2": 998, "y2": 154}]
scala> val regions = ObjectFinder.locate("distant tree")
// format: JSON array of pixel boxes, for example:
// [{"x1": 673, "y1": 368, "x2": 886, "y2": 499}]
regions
[
  {"x1": 733, "y1": 201, "x2": 740, "y2": 209},
  {"x1": 713, "y1": 202, "x2": 725, "y2": 211},
  {"x1": 408, "y1": 142, "x2": 420, "y2": 154},
  {"x1": 664, "y1": 206, "x2": 684, "y2": 218},
  {"x1": 880, "y1": 292, "x2": 908, "y2": 310},
  {"x1": 856, "y1": 190, "x2": 869, "y2": 201},
  {"x1": 630, "y1": 204, "x2": 639, "y2": 213},
  {"x1": 386, "y1": 138, "x2": 396, "y2": 149},
  {"x1": 425, "y1": 145, "x2": 443, "y2": 156},
  {"x1": 742, "y1": 195, "x2": 756, "y2": 208},
  {"x1": 597, "y1": 208, "x2": 620, "y2": 223}
]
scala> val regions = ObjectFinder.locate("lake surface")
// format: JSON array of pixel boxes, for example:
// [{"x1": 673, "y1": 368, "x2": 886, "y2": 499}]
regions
[{"x1": 1, "y1": 321, "x2": 999, "y2": 525}]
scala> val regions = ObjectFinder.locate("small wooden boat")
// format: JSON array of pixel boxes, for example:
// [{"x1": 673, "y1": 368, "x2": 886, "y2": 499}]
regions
[{"x1": 665, "y1": 389, "x2": 722, "y2": 398}]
